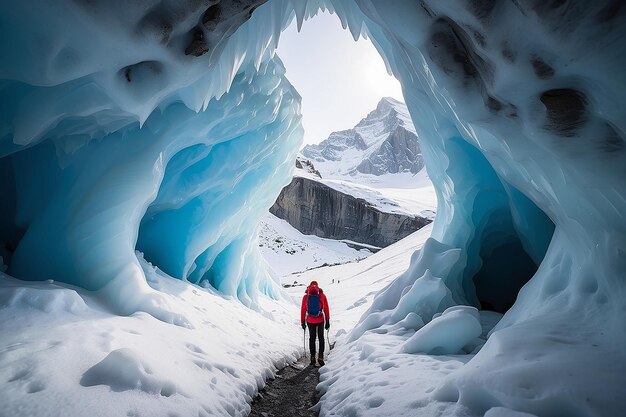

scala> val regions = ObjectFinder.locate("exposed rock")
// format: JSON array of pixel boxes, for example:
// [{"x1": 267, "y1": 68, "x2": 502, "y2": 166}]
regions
[
  {"x1": 75, "y1": 0, "x2": 268, "y2": 61},
  {"x1": 295, "y1": 157, "x2": 321, "y2": 178},
  {"x1": 540, "y1": 88, "x2": 588, "y2": 137},
  {"x1": 270, "y1": 176, "x2": 431, "y2": 248},
  {"x1": 356, "y1": 125, "x2": 423, "y2": 175},
  {"x1": 301, "y1": 98, "x2": 424, "y2": 176}
]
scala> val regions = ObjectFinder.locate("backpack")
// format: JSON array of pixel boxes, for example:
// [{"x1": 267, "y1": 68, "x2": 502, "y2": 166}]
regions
[{"x1": 307, "y1": 293, "x2": 322, "y2": 317}]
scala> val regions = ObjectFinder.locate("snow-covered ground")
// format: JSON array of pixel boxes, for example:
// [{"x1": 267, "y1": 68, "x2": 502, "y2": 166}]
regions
[
  {"x1": 314, "y1": 172, "x2": 437, "y2": 218},
  {"x1": 0, "y1": 260, "x2": 302, "y2": 417},
  {"x1": 258, "y1": 213, "x2": 372, "y2": 277},
  {"x1": 285, "y1": 224, "x2": 435, "y2": 334},
  {"x1": 0, "y1": 222, "x2": 463, "y2": 417}
]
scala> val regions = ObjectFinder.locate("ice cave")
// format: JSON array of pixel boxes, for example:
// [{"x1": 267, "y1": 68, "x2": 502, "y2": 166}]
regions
[{"x1": 0, "y1": 1, "x2": 624, "y2": 416}]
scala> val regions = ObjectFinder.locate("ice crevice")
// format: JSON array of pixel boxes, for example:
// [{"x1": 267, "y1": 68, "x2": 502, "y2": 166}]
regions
[{"x1": 0, "y1": 0, "x2": 625, "y2": 416}]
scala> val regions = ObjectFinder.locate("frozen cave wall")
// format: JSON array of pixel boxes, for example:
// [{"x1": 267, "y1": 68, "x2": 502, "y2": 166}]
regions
[
  {"x1": 344, "y1": 1, "x2": 626, "y2": 415},
  {"x1": 0, "y1": 0, "x2": 303, "y2": 317},
  {"x1": 0, "y1": 0, "x2": 625, "y2": 414},
  {"x1": 350, "y1": 0, "x2": 626, "y2": 318}
]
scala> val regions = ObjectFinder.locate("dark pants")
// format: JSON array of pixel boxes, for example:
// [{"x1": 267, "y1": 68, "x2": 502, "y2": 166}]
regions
[{"x1": 307, "y1": 322, "x2": 325, "y2": 357}]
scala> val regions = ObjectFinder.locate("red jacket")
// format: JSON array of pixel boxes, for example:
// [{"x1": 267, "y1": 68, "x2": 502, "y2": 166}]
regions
[{"x1": 301, "y1": 285, "x2": 330, "y2": 324}]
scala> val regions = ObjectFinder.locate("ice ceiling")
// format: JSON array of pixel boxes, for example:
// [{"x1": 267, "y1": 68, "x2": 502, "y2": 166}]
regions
[{"x1": 0, "y1": 0, "x2": 625, "y2": 414}]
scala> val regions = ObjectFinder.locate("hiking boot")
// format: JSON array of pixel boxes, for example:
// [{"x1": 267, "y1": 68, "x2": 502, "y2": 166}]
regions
[
  {"x1": 317, "y1": 355, "x2": 325, "y2": 366},
  {"x1": 309, "y1": 357, "x2": 316, "y2": 366}
]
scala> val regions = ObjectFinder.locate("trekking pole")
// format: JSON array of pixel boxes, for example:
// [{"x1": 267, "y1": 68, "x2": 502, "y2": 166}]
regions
[
  {"x1": 303, "y1": 327, "x2": 307, "y2": 359},
  {"x1": 326, "y1": 329, "x2": 332, "y2": 351}
]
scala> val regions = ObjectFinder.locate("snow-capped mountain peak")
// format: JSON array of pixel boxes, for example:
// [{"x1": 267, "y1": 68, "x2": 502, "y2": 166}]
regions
[{"x1": 301, "y1": 98, "x2": 423, "y2": 177}]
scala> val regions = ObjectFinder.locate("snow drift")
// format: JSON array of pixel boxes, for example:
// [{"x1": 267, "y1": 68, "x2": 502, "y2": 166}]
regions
[{"x1": 1, "y1": 0, "x2": 625, "y2": 416}]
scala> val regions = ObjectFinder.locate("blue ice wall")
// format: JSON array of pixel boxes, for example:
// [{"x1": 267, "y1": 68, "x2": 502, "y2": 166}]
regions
[
  {"x1": 346, "y1": 0, "x2": 626, "y2": 324},
  {"x1": 337, "y1": 1, "x2": 626, "y2": 414},
  {"x1": 0, "y1": 0, "x2": 302, "y2": 318},
  {"x1": 1, "y1": 0, "x2": 623, "y2": 323}
]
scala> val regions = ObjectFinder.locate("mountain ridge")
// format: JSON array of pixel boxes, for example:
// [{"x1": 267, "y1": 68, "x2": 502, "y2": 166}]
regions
[{"x1": 301, "y1": 97, "x2": 423, "y2": 177}]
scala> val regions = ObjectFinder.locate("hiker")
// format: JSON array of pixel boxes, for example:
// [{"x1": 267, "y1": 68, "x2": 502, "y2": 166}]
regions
[{"x1": 301, "y1": 280, "x2": 330, "y2": 366}]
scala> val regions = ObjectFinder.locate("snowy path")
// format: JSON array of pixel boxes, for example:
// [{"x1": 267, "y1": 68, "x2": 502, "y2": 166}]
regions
[{"x1": 249, "y1": 356, "x2": 320, "y2": 417}]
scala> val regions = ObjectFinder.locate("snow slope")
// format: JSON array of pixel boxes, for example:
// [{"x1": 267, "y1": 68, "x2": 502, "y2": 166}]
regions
[
  {"x1": 310, "y1": 172, "x2": 437, "y2": 219},
  {"x1": 287, "y1": 224, "x2": 435, "y2": 334},
  {"x1": 258, "y1": 213, "x2": 371, "y2": 277}
]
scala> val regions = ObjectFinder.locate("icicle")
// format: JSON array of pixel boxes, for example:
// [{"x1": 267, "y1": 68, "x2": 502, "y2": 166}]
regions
[{"x1": 292, "y1": 0, "x2": 307, "y2": 31}]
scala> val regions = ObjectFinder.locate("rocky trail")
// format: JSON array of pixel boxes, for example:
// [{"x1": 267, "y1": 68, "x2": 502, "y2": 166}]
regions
[{"x1": 249, "y1": 356, "x2": 321, "y2": 417}]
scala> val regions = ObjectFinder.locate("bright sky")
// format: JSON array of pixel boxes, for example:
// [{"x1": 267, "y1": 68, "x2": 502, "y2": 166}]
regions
[{"x1": 276, "y1": 12, "x2": 403, "y2": 146}]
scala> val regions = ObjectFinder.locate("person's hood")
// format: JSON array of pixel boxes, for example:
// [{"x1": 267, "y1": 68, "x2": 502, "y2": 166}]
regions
[{"x1": 305, "y1": 285, "x2": 323, "y2": 294}]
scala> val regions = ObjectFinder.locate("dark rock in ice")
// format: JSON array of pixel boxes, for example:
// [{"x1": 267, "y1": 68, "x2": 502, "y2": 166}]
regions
[
  {"x1": 486, "y1": 96, "x2": 503, "y2": 113},
  {"x1": 531, "y1": 56, "x2": 555, "y2": 79},
  {"x1": 202, "y1": 3, "x2": 222, "y2": 28},
  {"x1": 596, "y1": 0, "x2": 626, "y2": 23},
  {"x1": 138, "y1": 11, "x2": 173, "y2": 44},
  {"x1": 427, "y1": 18, "x2": 493, "y2": 88},
  {"x1": 120, "y1": 61, "x2": 163, "y2": 83},
  {"x1": 599, "y1": 123, "x2": 624, "y2": 153},
  {"x1": 465, "y1": 0, "x2": 497, "y2": 21},
  {"x1": 501, "y1": 41, "x2": 516, "y2": 62},
  {"x1": 185, "y1": 27, "x2": 209, "y2": 57},
  {"x1": 540, "y1": 88, "x2": 588, "y2": 137}
]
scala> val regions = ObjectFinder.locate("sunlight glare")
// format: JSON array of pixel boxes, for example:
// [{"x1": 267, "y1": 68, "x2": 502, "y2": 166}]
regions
[{"x1": 277, "y1": 12, "x2": 404, "y2": 146}]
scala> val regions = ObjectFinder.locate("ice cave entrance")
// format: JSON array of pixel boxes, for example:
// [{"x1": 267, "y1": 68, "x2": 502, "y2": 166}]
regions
[
  {"x1": 0, "y1": 2, "x2": 557, "y2": 320},
  {"x1": 470, "y1": 217, "x2": 552, "y2": 314},
  {"x1": 278, "y1": 11, "x2": 556, "y2": 316},
  {"x1": 473, "y1": 237, "x2": 538, "y2": 313},
  {"x1": 445, "y1": 137, "x2": 557, "y2": 315},
  {"x1": 467, "y1": 176, "x2": 556, "y2": 315}
]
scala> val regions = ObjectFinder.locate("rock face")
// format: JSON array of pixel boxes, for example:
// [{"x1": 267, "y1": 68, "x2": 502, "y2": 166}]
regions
[
  {"x1": 302, "y1": 98, "x2": 423, "y2": 176},
  {"x1": 270, "y1": 176, "x2": 431, "y2": 248},
  {"x1": 295, "y1": 157, "x2": 321, "y2": 178},
  {"x1": 357, "y1": 124, "x2": 422, "y2": 175},
  {"x1": 273, "y1": 98, "x2": 433, "y2": 248}
]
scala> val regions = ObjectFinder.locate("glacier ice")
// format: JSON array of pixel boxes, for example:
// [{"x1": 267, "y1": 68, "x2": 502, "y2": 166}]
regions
[
  {"x1": 0, "y1": 0, "x2": 302, "y2": 317},
  {"x1": 337, "y1": 1, "x2": 626, "y2": 415},
  {"x1": 401, "y1": 306, "x2": 482, "y2": 355},
  {"x1": 1, "y1": 0, "x2": 625, "y2": 416}
]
